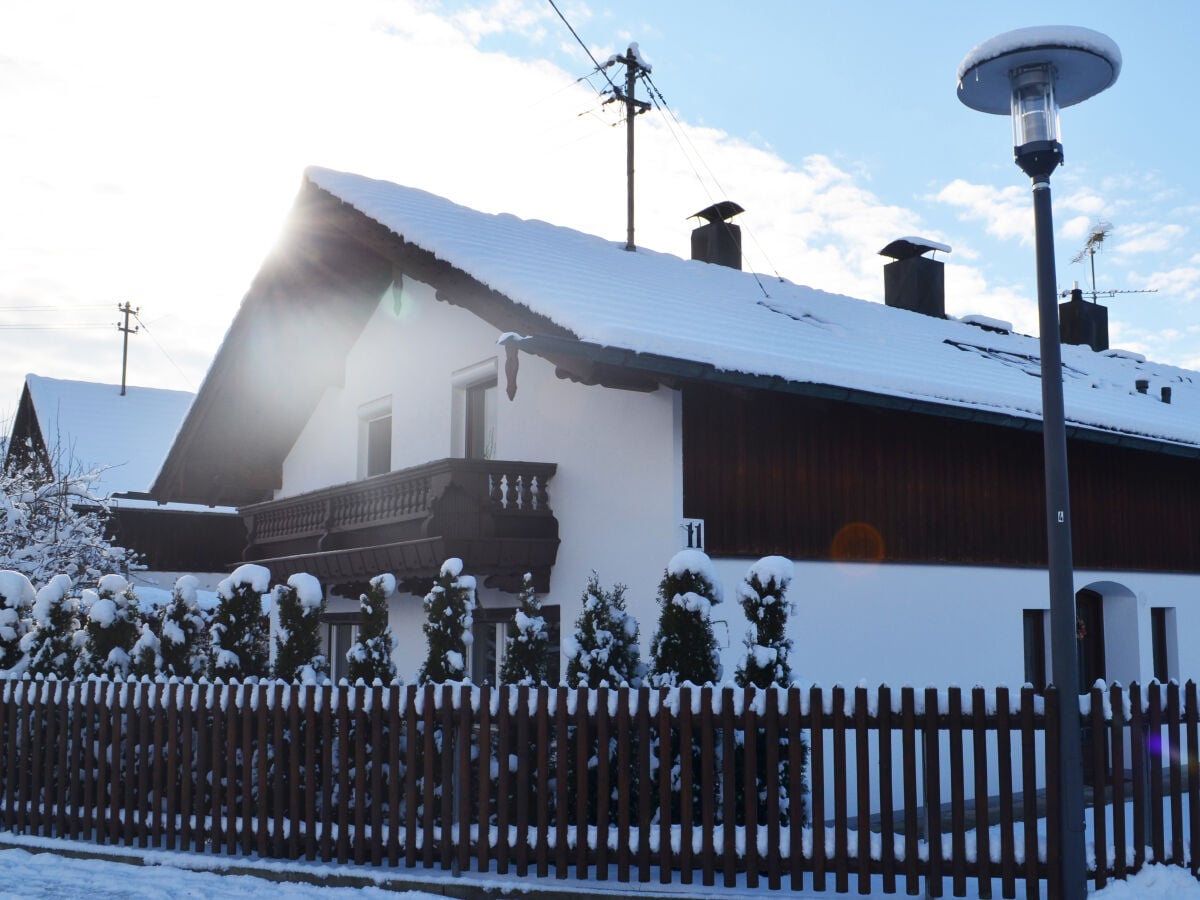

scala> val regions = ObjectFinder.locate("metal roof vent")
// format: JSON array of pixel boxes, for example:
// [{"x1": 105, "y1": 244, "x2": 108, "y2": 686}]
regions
[
  {"x1": 690, "y1": 201, "x2": 744, "y2": 270},
  {"x1": 879, "y1": 237, "x2": 951, "y2": 318}
]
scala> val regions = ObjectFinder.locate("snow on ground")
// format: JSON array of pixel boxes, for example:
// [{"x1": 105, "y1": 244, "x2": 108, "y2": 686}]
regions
[{"x1": 0, "y1": 842, "x2": 1195, "y2": 899}]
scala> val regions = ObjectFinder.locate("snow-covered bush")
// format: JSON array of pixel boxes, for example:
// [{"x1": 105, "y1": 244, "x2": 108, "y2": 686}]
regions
[
  {"x1": 0, "y1": 458, "x2": 141, "y2": 585},
  {"x1": 648, "y1": 549, "x2": 722, "y2": 687},
  {"x1": 0, "y1": 570, "x2": 36, "y2": 673},
  {"x1": 347, "y1": 573, "x2": 398, "y2": 684},
  {"x1": 21, "y1": 573, "x2": 76, "y2": 678},
  {"x1": 273, "y1": 573, "x2": 327, "y2": 682},
  {"x1": 499, "y1": 573, "x2": 551, "y2": 685},
  {"x1": 563, "y1": 572, "x2": 643, "y2": 688},
  {"x1": 418, "y1": 559, "x2": 474, "y2": 684},
  {"x1": 211, "y1": 564, "x2": 270, "y2": 680},
  {"x1": 159, "y1": 574, "x2": 210, "y2": 678},
  {"x1": 75, "y1": 574, "x2": 141, "y2": 679},
  {"x1": 734, "y1": 556, "x2": 796, "y2": 688},
  {"x1": 130, "y1": 623, "x2": 162, "y2": 678}
]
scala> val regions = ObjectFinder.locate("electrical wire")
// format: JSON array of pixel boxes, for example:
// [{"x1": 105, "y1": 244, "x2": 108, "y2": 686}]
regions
[
  {"x1": 0, "y1": 323, "x2": 111, "y2": 330},
  {"x1": 545, "y1": 0, "x2": 619, "y2": 97},
  {"x1": 131, "y1": 311, "x2": 195, "y2": 390},
  {"x1": 643, "y1": 72, "x2": 786, "y2": 289}
]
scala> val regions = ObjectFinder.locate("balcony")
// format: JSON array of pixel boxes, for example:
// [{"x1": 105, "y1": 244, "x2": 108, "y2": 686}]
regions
[{"x1": 241, "y1": 458, "x2": 559, "y2": 592}]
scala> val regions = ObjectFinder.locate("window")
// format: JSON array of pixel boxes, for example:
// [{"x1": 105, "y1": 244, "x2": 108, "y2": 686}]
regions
[
  {"x1": 452, "y1": 360, "x2": 499, "y2": 460},
  {"x1": 465, "y1": 378, "x2": 497, "y2": 460},
  {"x1": 1152, "y1": 608, "x2": 1173, "y2": 682},
  {"x1": 324, "y1": 613, "x2": 361, "y2": 683},
  {"x1": 358, "y1": 397, "x2": 392, "y2": 478},
  {"x1": 470, "y1": 604, "x2": 560, "y2": 685},
  {"x1": 1022, "y1": 609, "x2": 1047, "y2": 693}
]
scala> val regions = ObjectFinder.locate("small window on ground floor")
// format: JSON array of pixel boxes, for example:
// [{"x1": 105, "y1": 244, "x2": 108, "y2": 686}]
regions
[
  {"x1": 324, "y1": 613, "x2": 362, "y2": 683},
  {"x1": 471, "y1": 604, "x2": 560, "y2": 686},
  {"x1": 1023, "y1": 609, "x2": 1047, "y2": 693}
]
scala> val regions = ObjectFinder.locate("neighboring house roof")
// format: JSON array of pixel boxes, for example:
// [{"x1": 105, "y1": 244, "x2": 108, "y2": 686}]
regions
[
  {"x1": 10, "y1": 375, "x2": 195, "y2": 504},
  {"x1": 153, "y1": 166, "x2": 1200, "y2": 506}
]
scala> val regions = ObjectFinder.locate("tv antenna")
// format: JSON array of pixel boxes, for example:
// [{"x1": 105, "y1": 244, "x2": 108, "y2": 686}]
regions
[{"x1": 1067, "y1": 220, "x2": 1157, "y2": 303}]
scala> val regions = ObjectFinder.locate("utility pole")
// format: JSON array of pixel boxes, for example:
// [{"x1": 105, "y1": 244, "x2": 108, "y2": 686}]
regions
[
  {"x1": 608, "y1": 44, "x2": 651, "y2": 251},
  {"x1": 117, "y1": 301, "x2": 139, "y2": 396}
]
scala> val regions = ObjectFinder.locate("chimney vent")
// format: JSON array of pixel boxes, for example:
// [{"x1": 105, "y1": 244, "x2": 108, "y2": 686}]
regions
[
  {"x1": 1136, "y1": 379, "x2": 1149, "y2": 394},
  {"x1": 879, "y1": 237, "x2": 951, "y2": 318},
  {"x1": 1161, "y1": 386, "x2": 1172, "y2": 404},
  {"x1": 690, "y1": 201, "x2": 744, "y2": 270},
  {"x1": 1059, "y1": 283, "x2": 1109, "y2": 352}
]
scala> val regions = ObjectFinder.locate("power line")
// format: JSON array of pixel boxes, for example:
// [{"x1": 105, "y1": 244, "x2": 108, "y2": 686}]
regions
[
  {"x1": 132, "y1": 311, "x2": 195, "y2": 390},
  {"x1": 0, "y1": 323, "x2": 111, "y2": 330},
  {"x1": 545, "y1": 0, "x2": 619, "y2": 97}
]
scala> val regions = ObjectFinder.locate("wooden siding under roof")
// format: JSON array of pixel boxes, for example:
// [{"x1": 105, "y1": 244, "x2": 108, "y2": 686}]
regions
[{"x1": 682, "y1": 385, "x2": 1200, "y2": 572}]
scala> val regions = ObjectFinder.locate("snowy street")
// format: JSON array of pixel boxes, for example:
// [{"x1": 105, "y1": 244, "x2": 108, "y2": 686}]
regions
[{"x1": 0, "y1": 844, "x2": 1198, "y2": 899}]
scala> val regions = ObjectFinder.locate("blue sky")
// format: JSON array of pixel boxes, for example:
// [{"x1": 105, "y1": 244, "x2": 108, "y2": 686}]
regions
[{"x1": 1, "y1": 0, "x2": 1197, "y2": 412}]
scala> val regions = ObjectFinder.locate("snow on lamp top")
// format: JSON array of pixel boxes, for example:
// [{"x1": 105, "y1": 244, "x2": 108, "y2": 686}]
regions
[{"x1": 957, "y1": 26, "x2": 1121, "y2": 116}]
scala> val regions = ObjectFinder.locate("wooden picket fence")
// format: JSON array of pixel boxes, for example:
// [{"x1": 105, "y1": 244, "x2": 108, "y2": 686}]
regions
[{"x1": 0, "y1": 677, "x2": 1198, "y2": 897}]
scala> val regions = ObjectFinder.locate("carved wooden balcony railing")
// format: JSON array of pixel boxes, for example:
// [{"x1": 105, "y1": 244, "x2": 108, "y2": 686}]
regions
[{"x1": 240, "y1": 458, "x2": 558, "y2": 588}]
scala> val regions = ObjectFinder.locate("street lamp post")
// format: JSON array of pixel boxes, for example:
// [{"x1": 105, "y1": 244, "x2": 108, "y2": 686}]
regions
[{"x1": 957, "y1": 27, "x2": 1121, "y2": 900}]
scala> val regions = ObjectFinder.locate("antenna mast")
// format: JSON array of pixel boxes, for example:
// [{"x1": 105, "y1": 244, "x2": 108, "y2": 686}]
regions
[
  {"x1": 117, "y1": 301, "x2": 139, "y2": 396},
  {"x1": 1069, "y1": 221, "x2": 1157, "y2": 303},
  {"x1": 606, "y1": 44, "x2": 652, "y2": 251}
]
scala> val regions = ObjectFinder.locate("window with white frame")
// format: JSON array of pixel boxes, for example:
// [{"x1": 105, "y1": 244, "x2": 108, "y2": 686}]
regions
[
  {"x1": 470, "y1": 604, "x2": 561, "y2": 685},
  {"x1": 452, "y1": 360, "x2": 498, "y2": 460},
  {"x1": 358, "y1": 397, "x2": 392, "y2": 478},
  {"x1": 324, "y1": 613, "x2": 362, "y2": 683}
]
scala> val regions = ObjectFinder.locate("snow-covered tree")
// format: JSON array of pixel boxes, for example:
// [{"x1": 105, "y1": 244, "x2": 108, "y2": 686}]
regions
[
  {"x1": 159, "y1": 574, "x2": 210, "y2": 678},
  {"x1": 734, "y1": 556, "x2": 796, "y2": 688},
  {"x1": 649, "y1": 549, "x2": 723, "y2": 687},
  {"x1": 0, "y1": 458, "x2": 141, "y2": 586},
  {"x1": 418, "y1": 559, "x2": 475, "y2": 684},
  {"x1": 347, "y1": 573, "x2": 398, "y2": 684},
  {"x1": 22, "y1": 573, "x2": 76, "y2": 678},
  {"x1": 211, "y1": 564, "x2": 270, "y2": 680},
  {"x1": 130, "y1": 623, "x2": 162, "y2": 678},
  {"x1": 499, "y1": 573, "x2": 551, "y2": 685},
  {"x1": 76, "y1": 574, "x2": 141, "y2": 679},
  {"x1": 0, "y1": 570, "x2": 36, "y2": 673},
  {"x1": 273, "y1": 573, "x2": 327, "y2": 682},
  {"x1": 563, "y1": 572, "x2": 643, "y2": 688}
]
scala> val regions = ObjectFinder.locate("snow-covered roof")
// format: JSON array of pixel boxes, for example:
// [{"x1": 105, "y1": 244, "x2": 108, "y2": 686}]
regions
[
  {"x1": 22, "y1": 375, "x2": 195, "y2": 500},
  {"x1": 306, "y1": 167, "x2": 1199, "y2": 454}
]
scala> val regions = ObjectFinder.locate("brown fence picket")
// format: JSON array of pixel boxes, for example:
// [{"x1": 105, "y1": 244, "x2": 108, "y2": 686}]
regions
[
  {"x1": 616, "y1": 686, "x2": 631, "y2": 883},
  {"x1": 681, "y1": 685, "x2": 696, "y2": 886},
  {"x1": 178, "y1": 683, "x2": 193, "y2": 850},
  {"x1": 832, "y1": 685, "x2": 848, "y2": 894},
  {"x1": 1110, "y1": 682, "x2": 1128, "y2": 881},
  {"x1": 720, "y1": 686, "x2": 736, "y2": 889},
  {"x1": 949, "y1": 687, "x2": 966, "y2": 897},
  {"x1": 1091, "y1": 683, "x2": 1107, "y2": 889},
  {"x1": 1020, "y1": 686, "x2": 1038, "y2": 900},
  {"x1": 853, "y1": 684, "x2": 870, "y2": 895},
  {"x1": 403, "y1": 684, "x2": 418, "y2": 869},
  {"x1": 1130, "y1": 682, "x2": 1146, "y2": 872},
  {"x1": 1187, "y1": 681, "x2": 1200, "y2": 879},
  {"x1": 787, "y1": 686, "x2": 804, "y2": 892},
  {"x1": 554, "y1": 686, "x2": 568, "y2": 878},
  {"x1": 421, "y1": 683, "x2": 436, "y2": 869},
  {"x1": 29, "y1": 681, "x2": 44, "y2": 836},
  {"x1": 925, "y1": 687, "x2": 943, "y2": 899},
  {"x1": 495, "y1": 684, "x2": 511, "y2": 875},
  {"x1": 596, "y1": 686, "x2": 612, "y2": 881},
  {"x1": 440, "y1": 684, "x2": 455, "y2": 871},
  {"x1": 901, "y1": 687, "x2": 919, "y2": 896},
  {"x1": 763, "y1": 687, "x2": 780, "y2": 891},
  {"x1": 1149, "y1": 682, "x2": 1165, "y2": 863},
  {"x1": 972, "y1": 686, "x2": 991, "y2": 900},
  {"x1": 454, "y1": 685, "x2": 469, "y2": 876},
  {"x1": 1045, "y1": 688, "x2": 1061, "y2": 900},
  {"x1": 1168, "y1": 681, "x2": 1183, "y2": 864},
  {"x1": 67, "y1": 682, "x2": 84, "y2": 841},
  {"x1": 535, "y1": 685, "x2": 549, "y2": 878},
  {"x1": 305, "y1": 685, "x2": 319, "y2": 862},
  {"x1": 878, "y1": 684, "x2": 896, "y2": 895},
  {"x1": 371, "y1": 684, "x2": 385, "y2": 868},
  {"x1": 995, "y1": 687, "x2": 1016, "y2": 899},
  {"x1": 289, "y1": 684, "x2": 303, "y2": 862},
  {"x1": 636, "y1": 685, "x2": 650, "y2": 884},
  {"x1": 476, "y1": 684, "x2": 491, "y2": 875},
  {"x1": 658, "y1": 689, "x2": 672, "y2": 885},
  {"x1": 514, "y1": 683, "x2": 530, "y2": 876},
  {"x1": 355, "y1": 687, "x2": 369, "y2": 866},
  {"x1": 810, "y1": 685, "x2": 826, "y2": 893}
]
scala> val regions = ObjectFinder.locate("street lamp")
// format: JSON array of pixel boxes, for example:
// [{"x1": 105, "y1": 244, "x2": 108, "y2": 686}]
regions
[{"x1": 957, "y1": 27, "x2": 1120, "y2": 900}]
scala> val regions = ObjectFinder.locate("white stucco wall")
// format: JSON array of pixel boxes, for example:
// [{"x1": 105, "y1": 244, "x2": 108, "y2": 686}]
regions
[{"x1": 279, "y1": 277, "x2": 680, "y2": 683}]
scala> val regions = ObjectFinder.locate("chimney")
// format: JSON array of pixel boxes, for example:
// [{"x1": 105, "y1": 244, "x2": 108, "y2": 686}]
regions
[
  {"x1": 690, "y1": 201, "x2": 744, "y2": 270},
  {"x1": 879, "y1": 237, "x2": 951, "y2": 318},
  {"x1": 1059, "y1": 283, "x2": 1109, "y2": 352}
]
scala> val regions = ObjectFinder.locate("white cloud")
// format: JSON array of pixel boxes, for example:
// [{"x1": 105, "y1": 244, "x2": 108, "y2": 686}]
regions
[
  {"x1": 1113, "y1": 223, "x2": 1188, "y2": 257},
  {"x1": 933, "y1": 179, "x2": 1032, "y2": 244}
]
